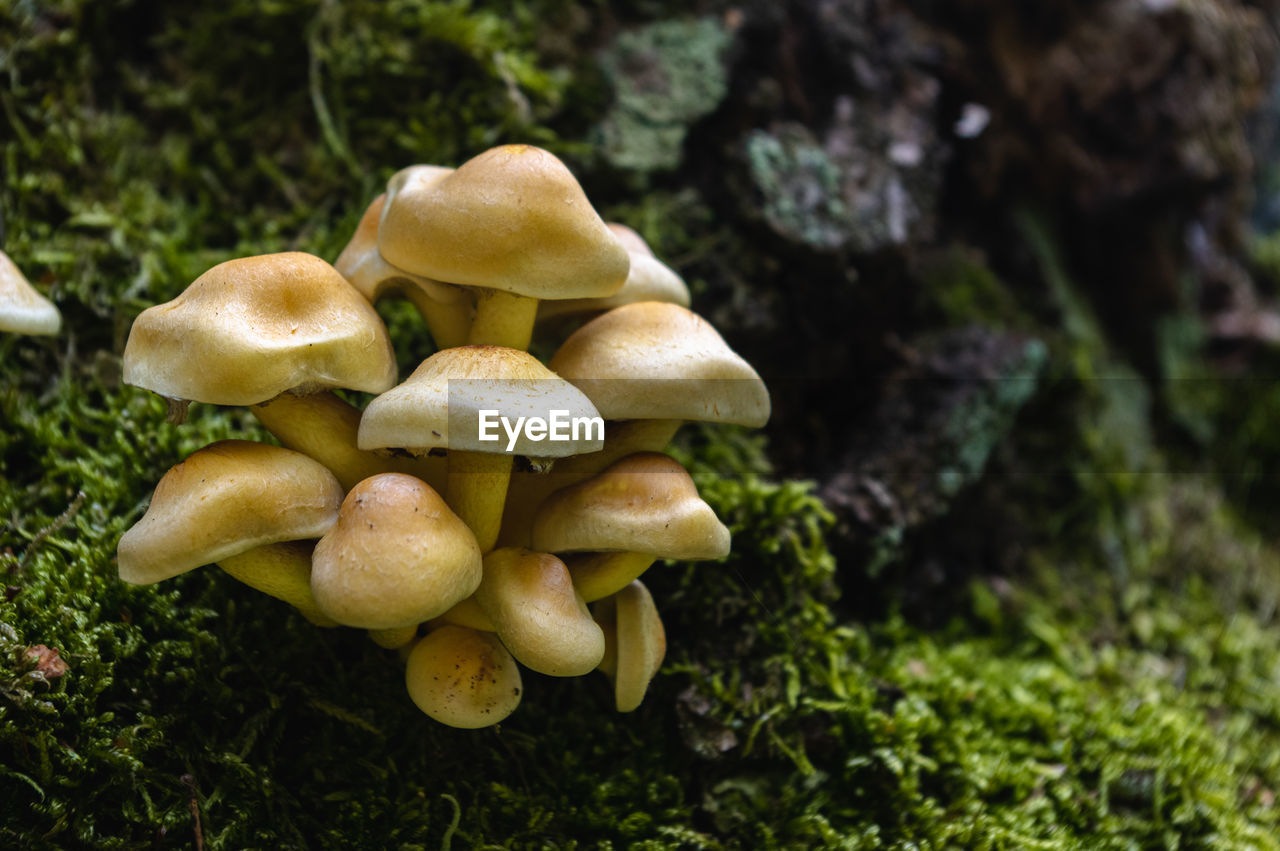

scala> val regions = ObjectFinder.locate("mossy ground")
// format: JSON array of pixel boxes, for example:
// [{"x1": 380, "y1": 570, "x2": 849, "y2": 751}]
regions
[{"x1": 4, "y1": 2, "x2": 1280, "y2": 848}]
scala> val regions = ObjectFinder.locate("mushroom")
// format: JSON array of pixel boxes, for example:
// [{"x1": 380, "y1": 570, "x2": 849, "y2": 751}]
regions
[
  {"x1": 377, "y1": 144, "x2": 629, "y2": 351},
  {"x1": 592, "y1": 580, "x2": 666, "y2": 712},
  {"x1": 404, "y1": 624, "x2": 523, "y2": 728},
  {"x1": 548, "y1": 301, "x2": 771, "y2": 431},
  {"x1": 530, "y1": 452, "x2": 730, "y2": 601},
  {"x1": 496, "y1": 418, "x2": 684, "y2": 549},
  {"x1": 310, "y1": 473, "x2": 482, "y2": 629},
  {"x1": 536, "y1": 223, "x2": 690, "y2": 323},
  {"x1": 122, "y1": 252, "x2": 407, "y2": 490},
  {"x1": 0, "y1": 249, "x2": 60, "y2": 336},
  {"x1": 116, "y1": 440, "x2": 343, "y2": 625},
  {"x1": 474, "y1": 548, "x2": 604, "y2": 677},
  {"x1": 334, "y1": 178, "x2": 473, "y2": 349},
  {"x1": 358, "y1": 345, "x2": 603, "y2": 552}
]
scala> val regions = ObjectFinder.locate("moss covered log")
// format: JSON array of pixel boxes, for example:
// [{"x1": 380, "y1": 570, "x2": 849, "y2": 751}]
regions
[{"x1": 5, "y1": 1, "x2": 1280, "y2": 847}]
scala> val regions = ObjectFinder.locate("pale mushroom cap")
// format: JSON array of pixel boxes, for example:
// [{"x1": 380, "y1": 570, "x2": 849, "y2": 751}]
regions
[
  {"x1": 475, "y1": 548, "x2": 605, "y2": 677},
  {"x1": 334, "y1": 187, "x2": 465, "y2": 305},
  {"x1": 117, "y1": 440, "x2": 344, "y2": 585},
  {"x1": 606, "y1": 223, "x2": 653, "y2": 256},
  {"x1": 537, "y1": 226, "x2": 690, "y2": 320},
  {"x1": 123, "y1": 252, "x2": 397, "y2": 405},
  {"x1": 377, "y1": 144, "x2": 630, "y2": 300},
  {"x1": 531, "y1": 452, "x2": 731, "y2": 559},
  {"x1": 593, "y1": 580, "x2": 666, "y2": 712},
  {"x1": 0, "y1": 250, "x2": 60, "y2": 335},
  {"x1": 405, "y1": 625, "x2": 523, "y2": 728},
  {"x1": 358, "y1": 345, "x2": 604, "y2": 457},
  {"x1": 310, "y1": 473, "x2": 482, "y2": 629},
  {"x1": 548, "y1": 302, "x2": 770, "y2": 427}
]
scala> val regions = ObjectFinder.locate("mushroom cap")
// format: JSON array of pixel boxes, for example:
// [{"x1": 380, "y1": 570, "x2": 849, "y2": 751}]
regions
[
  {"x1": 537, "y1": 224, "x2": 690, "y2": 320},
  {"x1": 548, "y1": 302, "x2": 770, "y2": 427},
  {"x1": 0, "y1": 250, "x2": 61, "y2": 335},
  {"x1": 377, "y1": 144, "x2": 629, "y2": 300},
  {"x1": 475, "y1": 548, "x2": 605, "y2": 677},
  {"x1": 531, "y1": 452, "x2": 730, "y2": 559},
  {"x1": 334, "y1": 186, "x2": 465, "y2": 305},
  {"x1": 310, "y1": 473, "x2": 482, "y2": 629},
  {"x1": 405, "y1": 625, "x2": 523, "y2": 728},
  {"x1": 117, "y1": 440, "x2": 344, "y2": 585},
  {"x1": 358, "y1": 345, "x2": 603, "y2": 457},
  {"x1": 123, "y1": 252, "x2": 397, "y2": 406},
  {"x1": 593, "y1": 580, "x2": 666, "y2": 712}
]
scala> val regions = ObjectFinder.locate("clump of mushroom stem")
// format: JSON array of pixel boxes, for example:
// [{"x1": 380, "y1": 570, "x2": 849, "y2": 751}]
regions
[{"x1": 117, "y1": 144, "x2": 769, "y2": 728}]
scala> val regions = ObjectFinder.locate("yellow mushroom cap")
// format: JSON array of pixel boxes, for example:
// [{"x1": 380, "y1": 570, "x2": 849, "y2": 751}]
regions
[
  {"x1": 475, "y1": 548, "x2": 605, "y2": 677},
  {"x1": 333, "y1": 187, "x2": 465, "y2": 305},
  {"x1": 593, "y1": 580, "x2": 666, "y2": 712},
  {"x1": 123, "y1": 252, "x2": 397, "y2": 405},
  {"x1": 117, "y1": 440, "x2": 344, "y2": 585},
  {"x1": 377, "y1": 144, "x2": 629, "y2": 300},
  {"x1": 537, "y1": 224, "x2": 690, "y2": 320},
  {"x1": 358, "y1": 345, "x2": 603, "y2": 457},
  {"x1": 0, "y1": 250, "x2": 60, "y2": 336},
  {"x1": 548, "y1": 302, "x2": 770, "y2": 427},
  {"x1": 405, "y1": 625, "x2": 523, "y2": 728},
  {"x1": 310, "y1": 473, "x2": 482, "y2": 629},
  {"x1": 530, "y1": 452, "x2": 730, "y2": 559}
]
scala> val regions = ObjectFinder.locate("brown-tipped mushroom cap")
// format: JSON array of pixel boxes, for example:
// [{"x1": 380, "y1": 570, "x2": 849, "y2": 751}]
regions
[
  {"x1": 593, "y1": 580, "x2": 666, "y2": 712},
  {"x1": 377, "y1": 144, "x2": 629, "y2": 300},
  {"x1": 0, "y1": 250, "x2": 60, "y2": 335},
  {"x1": 123, "y1": 252, "x2": 397, "y2": 406},
  {"x1": 310, "y1": 473, "x2": 482, "y2": 629},
  {"x1": 537, "y1": 224, "x2": 690, "y2": 321},
  {"x1": 531, "y1": 452, "x2": 730, "y2": 559},
  {"x1": 333, "y1": 186, "x2": 465, "y2": 306},
  {"x1": 475, "y1": 548, "x2": 604, "y2": 677},
  {"x1": 405, "y1": 625, "x2": 523, "y2": 728},
  {"x1": 117, "y1": 440, "x2": 344, "y2": 585},
  {"x1": 358, "y1": 345, "x2": 602, "y2": 457},
  {"x1": 548, "y1": 301, "x2": 770, "y2": 427}
]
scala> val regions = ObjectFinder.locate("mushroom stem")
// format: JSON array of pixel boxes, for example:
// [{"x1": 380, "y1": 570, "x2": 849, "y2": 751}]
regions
[
  {"x1": 568, "y1": 551, "x2": 657, "y2": 602},
  {"x1": 404, "y1": 286, "x2": 473, "y2": 350},
  {"x1": 369, "y1": 625, "x2": 419, "y2": 649},
  {"x1": 447, "y1": 450, "x2": 512, "y2": 553},
  {"x1": 433, "y1": 595, "x2": 497, "y2": 631},
  {"x1": 251, "y1": 391, "x2": 446, "y2": 492},
  {"x1": 497, "y1": 418, "x2": 683, "y2": 548},
  {"x1": 216, "y1": 541, "x2": 338, "y2": 627},
  {"x1": 467, "y1": 289, "x2": 539, "y2": 350}
]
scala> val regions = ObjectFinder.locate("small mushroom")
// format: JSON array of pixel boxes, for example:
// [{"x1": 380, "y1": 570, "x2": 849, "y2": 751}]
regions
[
  {"x1": 530, "y1": 452, "x2": 730, "y2": 601},
  {"x1": 358, "y1": 345, "x2": 602, "y2": 552},
  {"x1": 496, "y1": 418, "x2": 684, "y2": 549},
  {"x1": 334, "y1": 181, "x2": 472, "y2": 349},
  {"x1": 593, "y1": 580, "x2": 666, "y2": 712},
  {"x1": 123, "y1": 252, "x2": 402, "y2": 489},
  {"x1": 377, "y1": 144, "x2": 629, "y2": 351},
  {"x1": 404, "y1": 625, "x2": 523, "y2": 728},
  {"x1": 549, "y1": 301, "x2": 771, "y2": 429},
  {"x1": 310, "y1": 473, "x2": 482, "y2": 629},
  {"x1": 536, "y1": 223, "x2": 690, "y2": 323},
  {"x1": 474, "y1": 548, "x2": 604, "y2": 677},
  {"x1": 117, "y1": 440, "x2": 344, "y2": 624},
  {"x1": 0, "y1": 249, "x2": 60, "y2": 336}
]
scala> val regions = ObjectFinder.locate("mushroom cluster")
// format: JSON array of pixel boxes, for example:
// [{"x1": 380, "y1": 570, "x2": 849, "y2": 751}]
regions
[{"x1": 117, "y1": 144, "x2": 769, "y2": 728}]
